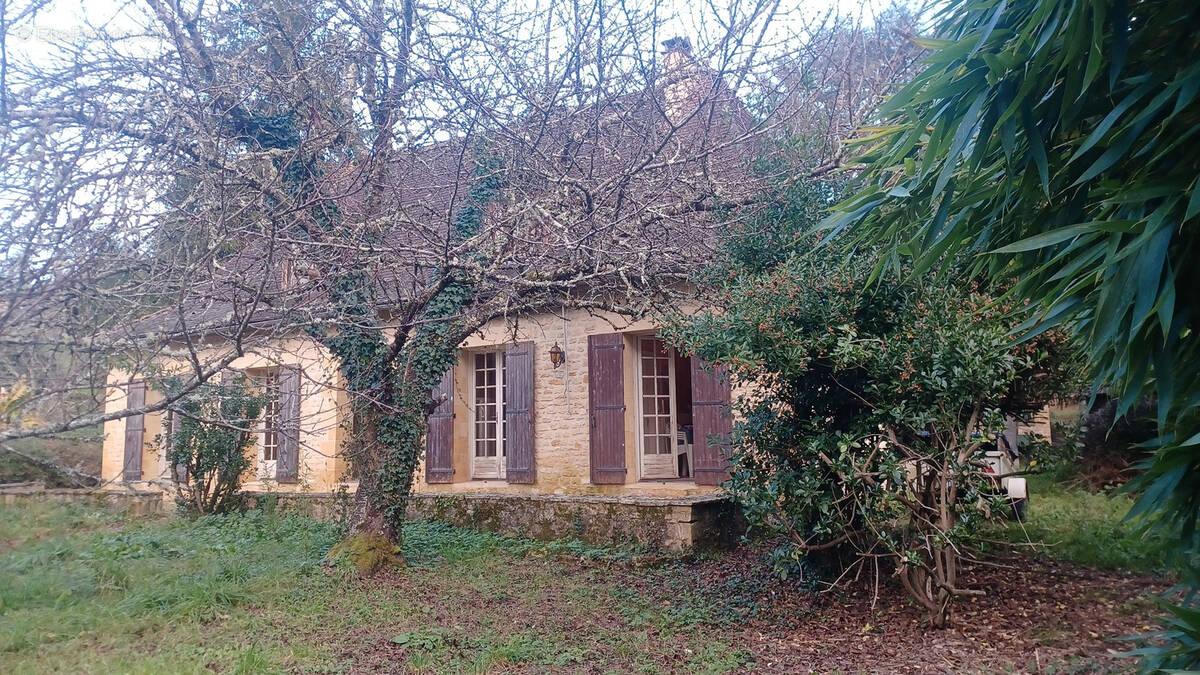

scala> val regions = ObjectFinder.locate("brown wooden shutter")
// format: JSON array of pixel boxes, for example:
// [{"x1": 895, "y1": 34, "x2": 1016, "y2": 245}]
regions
[
  {"x1": 504, "y1": 341, "x2": 536, "y2": 484},
  {"x1": 690, "y1": 358, "x2": 732, "y2": 486},
  {"x1": 588, "y1": 333, "x2": 627, "y2": 484},
  {"x1": 425, "y1": 367, "x2": 455, "y2": 483},
  {"x1": 276, "y1": 365, "x2": 301, "y2": 483},
  {"x1": 122, "y1": 381, "x2": 146, "y2": 481}
]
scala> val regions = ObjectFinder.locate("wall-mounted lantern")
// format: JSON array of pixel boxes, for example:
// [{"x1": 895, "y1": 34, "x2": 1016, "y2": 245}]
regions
[{"x1": 549, "y1": 342, "x2": 566, "y2": 369}]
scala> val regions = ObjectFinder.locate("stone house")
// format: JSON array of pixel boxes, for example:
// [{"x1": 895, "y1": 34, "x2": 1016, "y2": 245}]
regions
[{"x1": 101, "y1": 40, "x2": 749, "y2": 550}]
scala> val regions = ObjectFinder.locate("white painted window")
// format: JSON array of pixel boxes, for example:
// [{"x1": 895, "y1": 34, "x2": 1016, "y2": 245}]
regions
[
  {"x1": 248, "y1": 368, "x2": 281, "y2": 479},
  {"x1": 470, "y1": 351, "x2": 507, "y2": 479},
  {"x1": 636, "y1": 337, "x2": 678, "y2": 479}
]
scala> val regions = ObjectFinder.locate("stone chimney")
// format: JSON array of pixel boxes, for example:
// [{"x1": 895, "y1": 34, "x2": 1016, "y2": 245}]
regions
[{"x1": 662, "y1": 37, "x2": 711, "y2": 125}]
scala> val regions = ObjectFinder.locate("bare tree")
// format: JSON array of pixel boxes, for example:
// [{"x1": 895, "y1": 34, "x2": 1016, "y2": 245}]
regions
[{"x1": 0, "y1": 0, "x2": 921, "y2": 555}]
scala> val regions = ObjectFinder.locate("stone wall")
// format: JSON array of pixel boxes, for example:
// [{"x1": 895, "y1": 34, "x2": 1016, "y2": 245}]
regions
[
  {"x1": 406, "y1": 492, "x2": 743, "y2": 552},
  {"x1": 3, "y1": 481, "x2": 742, "y2": 551},
  {"x1": 0, "y1": 482, "x2": 167, "y2": 516},
  {"x1": 247, "y1": 490, "x2": 743, "y2": 552}
]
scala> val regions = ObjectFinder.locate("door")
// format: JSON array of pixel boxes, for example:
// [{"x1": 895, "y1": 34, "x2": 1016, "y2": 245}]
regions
[
  {"x1": 252, "y1": 369, "x2": 281, "y2": 481},
  {"x1": 471, "y1": 351, "x2": 506, "y2": 479},
  {"x1": 637, "y1": 336, "x2": 678, "y2": 479}
]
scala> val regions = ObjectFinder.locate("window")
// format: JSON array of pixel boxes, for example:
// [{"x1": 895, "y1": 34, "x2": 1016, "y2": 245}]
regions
[
  {"x1": 639, "y1": 337, "x2": 674, "y2": 457},
  {"x1": 471, "y1": 351, "x2": 506, "y2": 479},
  {"x1": 635, "y1": 336, "x2": 695, "y2": 480},
  {"x1": 247, "y1": 368, "x2": 281, "y2": 474}
]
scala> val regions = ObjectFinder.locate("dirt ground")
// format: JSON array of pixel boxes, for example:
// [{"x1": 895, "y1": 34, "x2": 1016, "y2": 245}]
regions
[
  {"x1": 0, "y1": 502, "x2": 1167, "y2": 673},
  {"x1": 703, "y1": 553, "x2": 1161, "y2": 673},
  {"x1": 341, "y1": 543, "x2": 1165, "y2": 674}
]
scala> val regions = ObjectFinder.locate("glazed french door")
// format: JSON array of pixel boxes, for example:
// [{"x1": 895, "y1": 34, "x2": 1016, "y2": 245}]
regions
[
  {"x1": 471, "y1": 351, "x2": 507, "y2": 479},
  {"x1": 636, "y1": 337, "x2": 677, "y2": 479}
]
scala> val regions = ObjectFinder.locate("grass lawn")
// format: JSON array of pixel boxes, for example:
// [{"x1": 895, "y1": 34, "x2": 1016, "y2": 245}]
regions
[
  {"x1": 0, "y1": 428, "x2": 102, "y2": 486},
  {"x1": 0, "y1": 498, "x2": 1171, "y2": 674},
  {"x1": 990, "y1": 475, "x2": 1178, "y2": 574}
]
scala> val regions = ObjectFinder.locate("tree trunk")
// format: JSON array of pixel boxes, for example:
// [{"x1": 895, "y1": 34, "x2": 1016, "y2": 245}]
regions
[
  {"x1": 329, "y1": 413, "x2": 406, "y2": 575},
  {"x1": 348, "y1": 468, "x2": 399, "y2": 544}
]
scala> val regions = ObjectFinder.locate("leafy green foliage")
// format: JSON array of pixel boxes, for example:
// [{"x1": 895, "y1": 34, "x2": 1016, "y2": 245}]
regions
[
  {"x1": 1022, "y1": 422, "x2": 1083, "y2": 484},
  {"x1": 671, "y1": 181, "x2": 1077, "y2": 627},
  {"x1": 822, "y1": 0, "x2": 1200, "y2": 558},
  {"x1": 162, "y1": 378, "x2": 264, "y2": 515},
  {"x1": 821, "y1": 1, "x2": 1200, "y2": 661},
  {"x1": 389, "y1": 627, "x2": 447, "y2": 651}
]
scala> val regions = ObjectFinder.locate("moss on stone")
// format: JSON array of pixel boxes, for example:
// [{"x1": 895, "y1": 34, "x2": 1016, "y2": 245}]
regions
[{"x1": 325, "y1": 532, "x2": 403, "y2": 576}]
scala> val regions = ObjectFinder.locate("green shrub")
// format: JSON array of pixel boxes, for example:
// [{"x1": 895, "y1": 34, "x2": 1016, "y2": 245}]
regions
[
  {"x1": 162, "y1": 378, "x2": 264, "y2": 515},
  {"x1": 672, "y1": 235, "x2": 1079, "y2": 628},
  {"x1": 1023, "y1": 421, "x2": 1083, "y2": 483}
]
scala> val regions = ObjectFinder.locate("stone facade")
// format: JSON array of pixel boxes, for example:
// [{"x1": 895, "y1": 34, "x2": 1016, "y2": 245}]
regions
[
  {"x1": 101, "y1": 307, "x2": 724, "y2": 500},
  {"x1": 416, "y1": 307, "x2": 720, "y2": 499},
  {"x1": 101, "y1": 335, "x2": 349, "y2": 494}
]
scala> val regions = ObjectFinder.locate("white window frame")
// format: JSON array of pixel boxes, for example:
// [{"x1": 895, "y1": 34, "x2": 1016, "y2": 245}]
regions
[
  {"x1": 634, "y1": 336, "x2": 679, "y2": 480},
  {"x1": 468, "y1": 350, "x2": 507, "y2": 480},
  {"x1": 247, "y1": 367, "x2": 281, "y2": 481}
]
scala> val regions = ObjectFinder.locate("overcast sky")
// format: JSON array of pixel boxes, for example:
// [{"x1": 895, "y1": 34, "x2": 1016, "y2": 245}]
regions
[{"x1": 9, "y1": 0, "x2": 912, "y2": 57}]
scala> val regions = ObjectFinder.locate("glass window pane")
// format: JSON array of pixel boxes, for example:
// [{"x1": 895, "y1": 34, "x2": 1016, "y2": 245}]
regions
[{"x1": 656, "y1": 378, "x2": 670, "y2": 395}]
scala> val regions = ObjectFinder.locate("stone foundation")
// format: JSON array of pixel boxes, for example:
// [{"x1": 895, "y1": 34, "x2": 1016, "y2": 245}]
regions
[
  {"x1": 248, "y1": 490, "x2": 743, "y2": 551},
  {"x1": 407, "y1": 492, "x2": 743, "y2": 552},
  {"x1": 5, "y1": 482, "x2": 744, "y2": 552}
]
